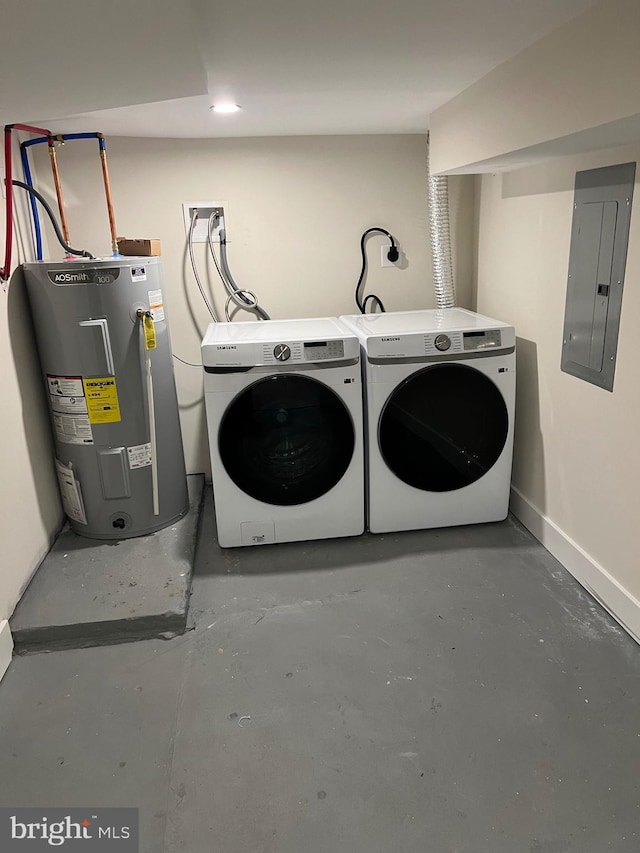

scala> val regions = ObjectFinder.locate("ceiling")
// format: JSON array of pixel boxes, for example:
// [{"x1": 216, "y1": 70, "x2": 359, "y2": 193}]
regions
[{"x1": 3, "y1": 0, "x2": 602, "y2": 139}]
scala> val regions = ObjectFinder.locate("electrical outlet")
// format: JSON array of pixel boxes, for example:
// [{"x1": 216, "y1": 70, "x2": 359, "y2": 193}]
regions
[
  {"x1": 381, "y1": 245, "x2": 400, "y2": 267},
  {"x1": 182, "y1": 201, "x2": 226, "y2": 243}
]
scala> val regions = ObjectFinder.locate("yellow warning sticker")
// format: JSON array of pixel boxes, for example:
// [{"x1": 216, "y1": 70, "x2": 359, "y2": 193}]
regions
[{"x1": 83, "y1": 376, "x2": 121, "y2": 424}]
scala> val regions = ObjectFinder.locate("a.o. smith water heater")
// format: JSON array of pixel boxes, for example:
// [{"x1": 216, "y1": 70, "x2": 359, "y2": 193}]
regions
[{"x1": 23, "y1": 256, "x2": 188, "y2": 539}]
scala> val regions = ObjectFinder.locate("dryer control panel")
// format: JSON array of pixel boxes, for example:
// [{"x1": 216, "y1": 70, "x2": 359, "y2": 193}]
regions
[
  {"x1": 367, "y1": 328, "x2": 511, "y2": 359},
  {"x1": 425, "y1": 329, "x2": 502, "y2": 354},
  {"x1": 462, "y1": 329, "x2": 502, "y2": 351}
]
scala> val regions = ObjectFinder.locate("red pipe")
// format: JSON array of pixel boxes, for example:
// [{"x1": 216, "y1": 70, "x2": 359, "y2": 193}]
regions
[
  {"x1": 9, "y1": 123, "x2": 53, "y2": 136},
  {"x1": 2, "y1": 128, "x2": 14, "y2": 282},
  {"x1": 1, "y1": 122, "x2": 53, "y2": 281}
]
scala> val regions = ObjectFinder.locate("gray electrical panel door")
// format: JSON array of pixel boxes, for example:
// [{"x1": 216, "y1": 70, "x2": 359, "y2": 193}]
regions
[{"x1": 561, "y1": 162, "x2": 635, "y2": 391}]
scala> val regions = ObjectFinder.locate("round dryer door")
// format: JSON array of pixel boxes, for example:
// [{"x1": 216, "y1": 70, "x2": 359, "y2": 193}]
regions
[
  {"x1": 379, "y1": 363, "x2": 508, "y2": 492},
  {"x1": 219, "y1": 374, "x2": 355, "y2": 506}
]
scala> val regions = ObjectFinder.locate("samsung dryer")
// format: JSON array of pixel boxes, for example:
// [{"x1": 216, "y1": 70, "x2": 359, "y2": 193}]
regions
[
  {"x1": 202, "y1": 318, "x2": 364, "y2": 547},
  {"x1": 339, "y1": 308, "x2": 515, "y2": 534}
]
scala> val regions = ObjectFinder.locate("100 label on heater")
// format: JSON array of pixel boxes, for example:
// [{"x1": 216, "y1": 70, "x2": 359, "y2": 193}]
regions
[{"x1": 303, "y1": 340, "x2": 344, "y2": 360}]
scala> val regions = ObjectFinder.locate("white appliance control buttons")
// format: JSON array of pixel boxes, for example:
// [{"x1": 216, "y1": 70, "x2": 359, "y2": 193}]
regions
[{"x1": 434, "y1": 334, "x2": 452, "y2": 352}]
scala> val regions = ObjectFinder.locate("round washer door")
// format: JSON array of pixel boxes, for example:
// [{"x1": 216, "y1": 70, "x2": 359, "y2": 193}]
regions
[
  {"x1": 379, "y1": 363, "x2": 508, "y2": 492},
  {"x1": 219, "y1": 374, "x2": 355, "y2": 506}
]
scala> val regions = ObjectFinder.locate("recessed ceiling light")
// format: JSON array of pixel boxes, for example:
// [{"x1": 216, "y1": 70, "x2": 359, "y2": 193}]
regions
[{"x1": 211, "y1": 103, "x2": 241, "y2": 114}]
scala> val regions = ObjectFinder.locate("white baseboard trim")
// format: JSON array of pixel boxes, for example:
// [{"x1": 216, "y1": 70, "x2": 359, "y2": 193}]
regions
[
  {"x1": 0, "y1": 620, "x2": 13, "y2": 684},
  {"x1": 510, "y1": 486, "x2": 640, "y2": 646}
]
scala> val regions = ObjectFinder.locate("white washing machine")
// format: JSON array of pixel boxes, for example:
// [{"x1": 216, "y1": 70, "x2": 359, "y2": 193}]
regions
[
  {"x1": 202, "y1": 317, "x2": 364, "y2": 547},
  {"x1": 339, "y1": 308, "x2": 516, "y2": 534}
]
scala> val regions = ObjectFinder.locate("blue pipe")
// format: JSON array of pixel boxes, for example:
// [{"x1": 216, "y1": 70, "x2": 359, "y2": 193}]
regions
[
  {"x1": 21, "y1": 136, "x2": 48, "y2": 149},
  {"x1": 22, "y1": 132, "x2": 101, "y2": 148},
  {"x1": 20, "y1": 132, "x2": 103, "y2": 261},
  {"x1": 20, "y1": 145, "x2": 43, "y2": 260}
]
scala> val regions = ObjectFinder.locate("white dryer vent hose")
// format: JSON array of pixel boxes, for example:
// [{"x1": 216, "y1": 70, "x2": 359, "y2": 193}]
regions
[{"x1": 427, "y1": 138, "x2": 456, "y2": 309}]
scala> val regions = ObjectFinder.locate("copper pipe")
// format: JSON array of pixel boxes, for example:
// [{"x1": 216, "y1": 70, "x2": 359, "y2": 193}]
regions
[
  {"x1": 48, "y1": 142, "x2": 71, "y2": 247},
  {"x1": 98, "y1": 137, "x2": 118, "y2": 254}
]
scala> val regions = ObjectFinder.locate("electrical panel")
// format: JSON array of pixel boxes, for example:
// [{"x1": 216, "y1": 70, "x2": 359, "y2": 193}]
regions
[{"x1": 561, "y1": 162, "x2": 635, "y2": 391}]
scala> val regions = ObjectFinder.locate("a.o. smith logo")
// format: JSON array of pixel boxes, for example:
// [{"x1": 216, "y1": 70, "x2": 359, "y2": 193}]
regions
[
  {"x1": 47, "y1": 269, "x2": 121, "y2": 286},
  {"x1": 1, "y1": 808, "x2": 137, "y2": 850},
  {"x1": 381, "y1": 336, "x2": 400, "y2": 342},
  {"x1": 51, "y1": 272, "x2": 90, "y2": 283}
]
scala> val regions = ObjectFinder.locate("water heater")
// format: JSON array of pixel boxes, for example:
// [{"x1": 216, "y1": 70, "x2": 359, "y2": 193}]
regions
[{"x1": 22, "y1": 257, "x2": 188, "y2": 539}]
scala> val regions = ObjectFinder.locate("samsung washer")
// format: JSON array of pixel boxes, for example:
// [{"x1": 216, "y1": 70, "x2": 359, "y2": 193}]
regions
[
  {"x1": 339, "y1": 308, "x2": 516, "y2": 534},
  {"x1": 202, "y1": 317, "x2": 364, "y2": 547}
]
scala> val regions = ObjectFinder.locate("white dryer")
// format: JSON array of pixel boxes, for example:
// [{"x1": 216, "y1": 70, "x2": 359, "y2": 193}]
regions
[
  {"x1": 339, "y1": 308, "x2": 516, "y2": 534},
  {"x1": 202, "y1": 318, "x2": 364, "y2": 547}
]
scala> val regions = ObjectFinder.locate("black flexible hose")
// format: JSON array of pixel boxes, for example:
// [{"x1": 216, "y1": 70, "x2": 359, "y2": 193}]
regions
[
  {"x1": 11, "y1": 180, "x2": 95, "y2": 259},
  {"x1": 355, "y1": 227, "x2": 397, "y2": 314}
]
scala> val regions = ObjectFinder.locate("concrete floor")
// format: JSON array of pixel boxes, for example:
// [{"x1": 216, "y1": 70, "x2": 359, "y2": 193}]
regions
[
  {"x1": 11, "y1": 476, "x2": 204, "y2": 653},
  {"x1": 1, "y1": 490, "x2": 639, "y2": 853}
]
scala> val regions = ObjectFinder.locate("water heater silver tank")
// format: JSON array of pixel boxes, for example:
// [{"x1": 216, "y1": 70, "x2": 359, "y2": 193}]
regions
[{"x1": 23, "y1": 257, "x2": 189, "y2": 539}]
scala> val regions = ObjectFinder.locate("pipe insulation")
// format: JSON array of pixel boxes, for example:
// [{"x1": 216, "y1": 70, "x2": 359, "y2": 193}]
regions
[{"x1": 427, "y1": 138, "x2": 456, "y2": 309}]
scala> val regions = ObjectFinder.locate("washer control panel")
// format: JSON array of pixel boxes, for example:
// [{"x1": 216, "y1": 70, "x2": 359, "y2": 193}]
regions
[
  {"x1": 202, "y1": 321, "x2": 359, "y2": 368},
  {"x1": 258, "y1": 339, "x2": 347, "y2": 365},
  {"x1": 303, "y1": 340, "x2": 345, "y2": 361}
]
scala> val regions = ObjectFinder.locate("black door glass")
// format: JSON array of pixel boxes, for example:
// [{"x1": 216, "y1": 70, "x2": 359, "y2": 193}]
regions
[
  {"x1": 219, "y1": 374, "x2": 355, "y2": 506},
  {"x1": 379, "y1": 364, "x2": 508, "y2": 492}
]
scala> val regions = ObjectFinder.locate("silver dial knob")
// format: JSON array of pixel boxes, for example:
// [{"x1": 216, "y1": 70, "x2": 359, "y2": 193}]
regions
[
  {"x1": 434, "y1": 334, "x2": 451, "y2": 352},
  {"x1": 273, "y1": 343, "x2": 291, "y2": 361}
]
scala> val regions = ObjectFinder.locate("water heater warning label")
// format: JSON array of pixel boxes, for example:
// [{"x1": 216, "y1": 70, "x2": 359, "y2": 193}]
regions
[
  {"x1": 127, "y1": 442, "x2": 152, "y2": 469},
  {"x1": 148, "y1": 289, "x2": 165, "y2": 321},
  {"x1": 50, "y1": 394, "x2": 88, "y2": 415},
  {"x1": 47, "y1": 374, "x2": 93, "y2": 444},
  {"x1": 53, "y1": 413, "x2": 94, "y2": 445},
  {"x1": 55, "y1": 459, "x2": 87, "y2": 524},
  {"x1": 48, "y1": 374, "x2": 84, "y2": 398},
  {"x1": 83, "y1": 377, "x2": 122, "y2": 424},
  {"x1": 131, "y1": 266, "x2": 147, "y2": 282}
]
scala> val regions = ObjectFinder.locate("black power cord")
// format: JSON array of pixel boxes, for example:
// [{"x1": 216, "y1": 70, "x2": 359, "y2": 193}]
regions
[
  {"x1": 11, "y1": 180, "x2": 95, "y2": 259},
  {"x1": 354, "y1": 227, "x2": 398, "y2": 314}
]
